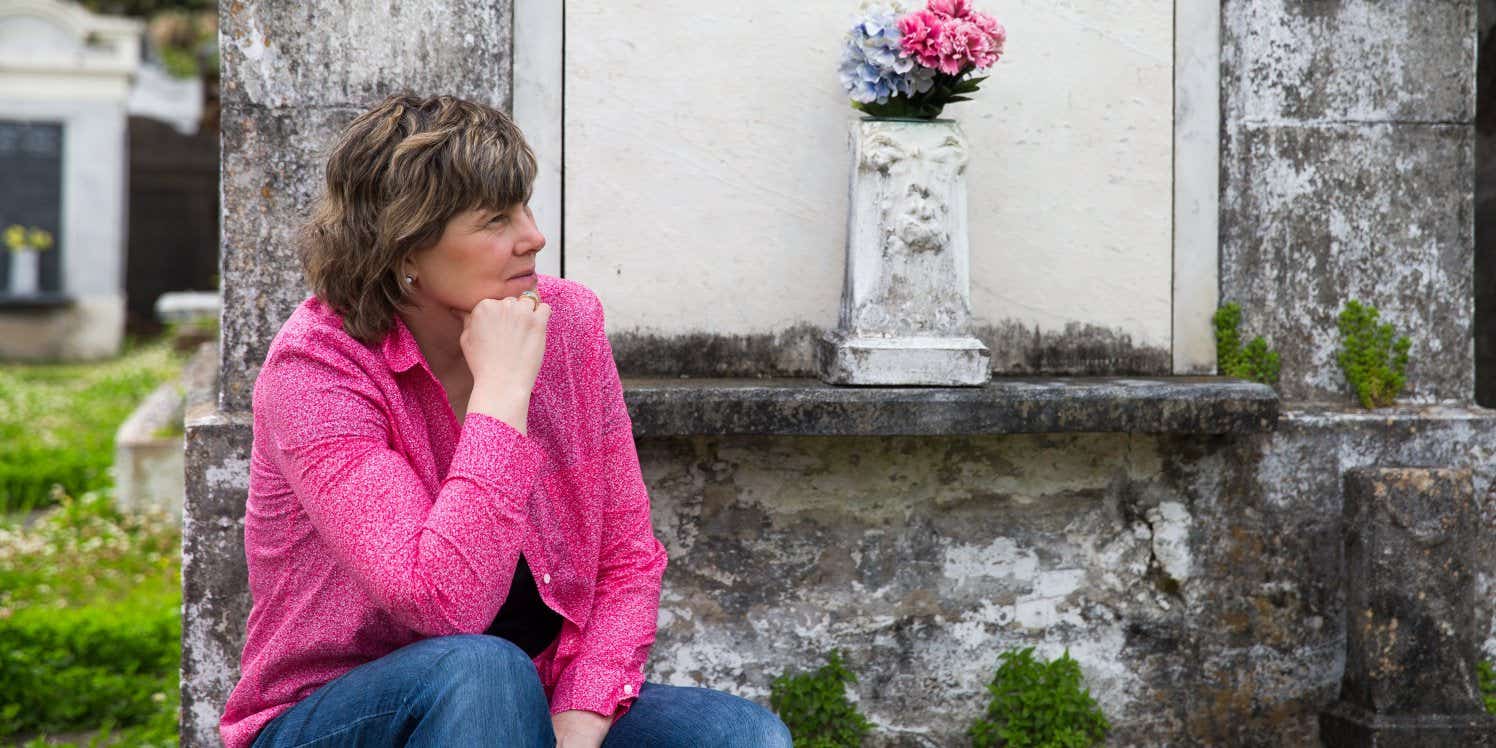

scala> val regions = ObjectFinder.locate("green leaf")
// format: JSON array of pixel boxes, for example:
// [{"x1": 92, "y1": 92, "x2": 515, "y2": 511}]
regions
[
  {"x1": 953, "y1": 76, "x2": 989, "y2": 93},
  {"x1": 969, "y1": 647, "x2": 1108, "y2": 748},
  {"x1": 1335, "y1": 299, "x2": 1412, "y2": 408},
  {"x1": 770, "y1": 650, "x2": 870, "y2": 747}
]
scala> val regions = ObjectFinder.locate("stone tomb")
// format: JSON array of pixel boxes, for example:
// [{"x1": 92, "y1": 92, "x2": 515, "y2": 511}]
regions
[{"x1": 0, "y1": 0, "x2": 141, "y2": 360}]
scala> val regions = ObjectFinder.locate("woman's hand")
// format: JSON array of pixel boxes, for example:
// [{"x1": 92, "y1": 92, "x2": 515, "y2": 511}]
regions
[
  {"x1": 456, "y1": 295, "x2": 551, "y2": 434},
  {"x1": 552, "y1": 709, "x2": 613, "y2": 748}
]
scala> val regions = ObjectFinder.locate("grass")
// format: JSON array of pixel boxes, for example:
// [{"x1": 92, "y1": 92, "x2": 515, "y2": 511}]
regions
[
  {"x1": 0, "y1": 337, "x2": 185, "y2": 513},
  {"x1": 0, "y1": 489, "x2": 181, "y2": 747},
  {"x1": 0, "y1": 335, "x2": 186, "y2": 745}
]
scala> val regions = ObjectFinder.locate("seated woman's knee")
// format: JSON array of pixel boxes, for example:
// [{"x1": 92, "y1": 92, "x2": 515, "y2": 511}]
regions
[
  {"x1": 746, "y1": 707, "x2": 793, "y2": 748},
  {"x1": 427, "y1": 634, "x2": 538, "y2": 687},
  {"x1": 713, "y1": 693, "x2": 793, "y2": 747}
]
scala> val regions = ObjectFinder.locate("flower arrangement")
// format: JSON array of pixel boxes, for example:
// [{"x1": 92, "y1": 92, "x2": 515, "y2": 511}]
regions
[
  {"x1": 4, "y1": 225, "x2": 54, "y2": 254},
  {"x1": 838, "y1": 0, "x2": 1006, "y2": 120}
]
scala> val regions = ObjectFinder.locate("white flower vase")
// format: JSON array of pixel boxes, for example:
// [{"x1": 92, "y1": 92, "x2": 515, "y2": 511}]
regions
[
  {"x1": 817, "y1": 117, "x2": 992, "y2": 385},
  {"x1": 9, "y1": 250, "x2": 39, "y2": 295}
]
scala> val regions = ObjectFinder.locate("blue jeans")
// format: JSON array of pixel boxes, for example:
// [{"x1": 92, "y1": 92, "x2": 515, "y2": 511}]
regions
[{"x1": 250, "y1": 634, "x2": 793, "y2": 747}]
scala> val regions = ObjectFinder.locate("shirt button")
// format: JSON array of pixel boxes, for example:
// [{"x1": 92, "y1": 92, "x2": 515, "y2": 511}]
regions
[
  {"x1": 542, "y1": 573, "x2": 551, "y2": 584},
  {"x1": 623, "y1": 684, "x2": 632, "y2": 695}
]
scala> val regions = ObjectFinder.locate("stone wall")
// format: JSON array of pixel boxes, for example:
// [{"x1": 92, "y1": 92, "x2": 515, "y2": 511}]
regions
[
  {"x1": 563, "y1": 0, "x2": 1176, "y2": 373},
  {"x1": 1220, "y1": 0, "x2": 1478, "y2": 405},
  {"x1": 638, "y1": 408, "x2": 1496, "y2": 746},
  {"x1": 186, "y1": 373, "x2": 1496, "y2": 746}
]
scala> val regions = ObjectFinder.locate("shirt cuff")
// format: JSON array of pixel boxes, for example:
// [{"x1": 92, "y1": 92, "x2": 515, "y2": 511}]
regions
[{"x1": 549, "y1": 658, "x2": 646, "y2": 719}]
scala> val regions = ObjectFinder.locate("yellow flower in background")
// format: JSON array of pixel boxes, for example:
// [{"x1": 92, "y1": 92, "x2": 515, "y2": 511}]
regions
[
  {"x1": 3, "y1": 225, "x2": 54, "y2": 252},
  {"x1": 3, "y1": 225, "x2": 25, "y2": 252},
  {"x1": 27, "y1": 228, "x2": 53, "y2": 252}
]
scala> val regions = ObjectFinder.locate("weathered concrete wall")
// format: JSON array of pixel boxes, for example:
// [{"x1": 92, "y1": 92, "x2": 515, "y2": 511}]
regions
[
  {"x1": 1220, "y1": 0, "x2": 1478, "y2": 404},
  {"x1": 637, "y1": 408, "x2": 1496, "y2": 747}
]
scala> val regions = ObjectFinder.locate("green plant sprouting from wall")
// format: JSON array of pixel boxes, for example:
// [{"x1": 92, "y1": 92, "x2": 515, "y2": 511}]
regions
[
  {"x1": 1335, "y1": 299, "x2": 1411, "y2": 409},
  {"x1": 969, "y1": 646, "x2": 1110, "y2": 748},
  {"x1": 1479, "y1": 660, "x2": 1496, "y2": 715},
  {"x1": 1213, "y1": 302, "x2": 1279, "y2": 386},
  {"x1": 769, "y1": 650, "x2": 871, "y2": 748}
]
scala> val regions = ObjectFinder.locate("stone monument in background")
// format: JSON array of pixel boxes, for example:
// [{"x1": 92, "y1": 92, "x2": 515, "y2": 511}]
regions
[
  {"x1": 1320, "y1": 467, "x2": 1496, "y2": 745},
  {"x1": 817, "y1": 119, "x2": 992, "y2": 386},
  {"x1": 0, "y1": 0, "x2": 141, "y2": 361}
]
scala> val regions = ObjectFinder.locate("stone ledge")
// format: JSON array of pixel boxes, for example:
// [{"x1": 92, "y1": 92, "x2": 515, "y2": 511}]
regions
[
  {"x1": 1282, "y1": 401, "x2": 1496, "y2": 424},
  {"x1": 0, "y1": 293, "x2": 73, "y2": 310},
  {"x1": 620, "y1": 376, "x2": 1279, "y2": 436}
]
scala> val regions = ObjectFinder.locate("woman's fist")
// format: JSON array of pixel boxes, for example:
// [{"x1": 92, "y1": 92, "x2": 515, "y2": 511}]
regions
[{"x1": 454, "y1": 295, "x2": 551, "y2": 434}]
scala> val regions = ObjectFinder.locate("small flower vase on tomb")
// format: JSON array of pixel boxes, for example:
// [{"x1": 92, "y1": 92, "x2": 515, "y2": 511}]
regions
[
  {"x1": 9, "y1": 249, "x2": 39, "y2": 296},
  {"x1": 816, "y1": 116, "x2": 992, "y2": 386}
]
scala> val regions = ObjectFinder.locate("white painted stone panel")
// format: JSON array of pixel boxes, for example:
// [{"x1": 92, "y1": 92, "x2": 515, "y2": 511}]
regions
[{"x1": 563, "y1": 0, "x2": 1174, "y2": 359}]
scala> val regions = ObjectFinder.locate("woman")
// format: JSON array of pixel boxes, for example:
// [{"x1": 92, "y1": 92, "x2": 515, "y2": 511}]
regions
[{"x1": 218, "y1": 94, "x2": 793, "y2": 748}]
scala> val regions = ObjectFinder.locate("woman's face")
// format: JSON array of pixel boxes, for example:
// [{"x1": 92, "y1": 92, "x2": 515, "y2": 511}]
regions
[{"x1": 404, "y1": 202, "x2": 544, "y2": 313}]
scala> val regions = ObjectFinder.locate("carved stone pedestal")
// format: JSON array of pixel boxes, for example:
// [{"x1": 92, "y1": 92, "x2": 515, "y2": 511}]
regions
[
  {"x1": 818, "y1": 118, "x2": 991, "y2": 386},
  {"x1": 1319, "y1": 467, "x2": 1496, "y2": 746}
]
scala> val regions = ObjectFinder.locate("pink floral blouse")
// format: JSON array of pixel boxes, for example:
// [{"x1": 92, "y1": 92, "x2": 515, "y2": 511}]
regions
[{"x1": 219, "y1": 274, "x2": 668, "y2": 748}]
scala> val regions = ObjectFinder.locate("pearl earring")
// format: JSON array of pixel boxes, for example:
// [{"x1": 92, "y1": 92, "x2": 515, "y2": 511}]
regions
[{"x1": 404, "y1": 274, "x2": 414, "y2": 285}]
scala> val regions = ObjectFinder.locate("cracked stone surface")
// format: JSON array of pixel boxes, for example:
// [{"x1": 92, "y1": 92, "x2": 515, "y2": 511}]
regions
[{"x1": 1220, "y1": 0, "x2": 1477, "y2": 404}]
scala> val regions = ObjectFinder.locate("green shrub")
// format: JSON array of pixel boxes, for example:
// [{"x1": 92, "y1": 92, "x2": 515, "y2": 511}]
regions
[
  {"x1": 1479, "y1": 660, "x2": 1496, "y2": 715},
  {"x1": 0, "y1": 489, "x2": 181, "y2": 743},
  {"x1": 1213, "y1": 302, "x2": 1280, "y2": 386},
  {"x1": 1335, "y1": 300, "x2": 1411, "y2": 409},
  {"x1": 0, "y1": 591, "x2": 180, "y2": 739},
  {"x1": 770, "y1": 650, "x2": 871, "y2": 748},
  {"x1": 969, "y1": 647, "x2": 1109, "y2": 748}
]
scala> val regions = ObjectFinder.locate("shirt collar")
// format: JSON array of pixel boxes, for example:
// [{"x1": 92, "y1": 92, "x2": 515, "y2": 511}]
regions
[{"x1": 379, "y1": 312, "x2": 425, "y2": 374}]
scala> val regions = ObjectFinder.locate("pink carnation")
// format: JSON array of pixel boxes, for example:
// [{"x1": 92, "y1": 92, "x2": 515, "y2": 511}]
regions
[
  {"x1": 897, "y1": 10, "x2": 939, "y2": 61},
  {"x1": 969, "y1": 9, "x2": 1005, "y2": 43},
  {"x1": 898, "y1": 3, "x2": 1006, "y2": 76},
  {"x1": 927, "y1": 0, "x2": 972, "y2": 18}
]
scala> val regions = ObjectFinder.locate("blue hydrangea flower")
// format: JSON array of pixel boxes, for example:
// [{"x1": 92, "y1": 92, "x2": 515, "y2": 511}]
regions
[{"x1": 838, "y1": 3, "x2": 936, "y2": 105}]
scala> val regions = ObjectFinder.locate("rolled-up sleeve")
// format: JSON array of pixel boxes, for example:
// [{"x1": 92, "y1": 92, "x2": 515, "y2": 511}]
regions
[
  {"x1": 548, "y1": 294, "x2": 669, "y2": 719},
  {"x1": 258, "y1": 341, "x2": 543, "y2": 637}
]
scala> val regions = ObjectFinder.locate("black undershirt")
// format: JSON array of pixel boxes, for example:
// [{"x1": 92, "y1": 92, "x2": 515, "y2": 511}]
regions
[{"x1": 484, "y1": 553, "x2": 562, "y2": 657}]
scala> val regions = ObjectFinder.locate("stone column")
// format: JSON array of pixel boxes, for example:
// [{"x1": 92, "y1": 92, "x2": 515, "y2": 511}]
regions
[
  {"x1": 1220, "y1": 1, "x2": 1477, "y2": 404},
  {"x1": 1319, "y1": 466, "x2": 1496, "y2": 745},
  {"x1": 182, "y1": 3, "x2": 514, "y2": 745}
]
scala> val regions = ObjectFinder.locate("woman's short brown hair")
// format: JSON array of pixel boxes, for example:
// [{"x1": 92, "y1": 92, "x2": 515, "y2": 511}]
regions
[{"x1": 299, "y1": 93, "x2": 538, "y2": 344}]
